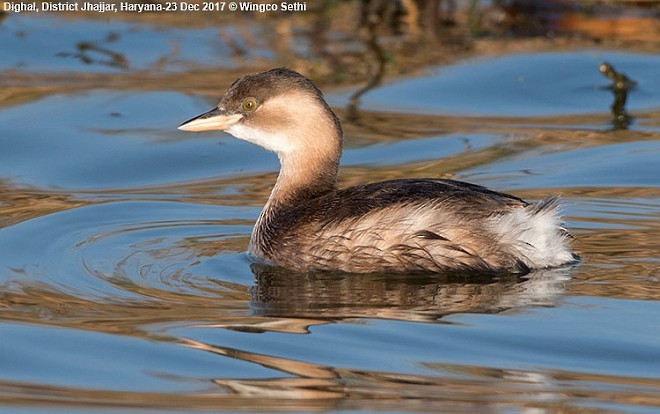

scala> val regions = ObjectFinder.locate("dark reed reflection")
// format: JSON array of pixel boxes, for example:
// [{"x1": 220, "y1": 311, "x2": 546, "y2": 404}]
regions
[
  {"x1": 346, "y1": 0, "x2": 389, "y2": 120},
  {"x1": 599, "y1": 61, "x2": 636, "y2": 130},
  {"x1": 57, "y1": 33, "x2": 129, "y2": 70}
]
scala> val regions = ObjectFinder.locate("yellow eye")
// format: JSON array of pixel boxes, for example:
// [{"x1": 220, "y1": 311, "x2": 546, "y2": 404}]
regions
[{"x1": 242, "y1": 98, "x2": 258, "y2": 112}]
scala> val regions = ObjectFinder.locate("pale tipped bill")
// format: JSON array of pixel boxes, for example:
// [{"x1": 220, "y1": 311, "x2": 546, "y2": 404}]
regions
[{"x1": 178, "y1": 108, "x2": 243, "y2": 132}]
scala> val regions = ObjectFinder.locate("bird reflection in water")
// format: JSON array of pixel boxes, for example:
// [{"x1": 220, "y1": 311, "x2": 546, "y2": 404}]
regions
[
  {"x1": 248, "y1": 264, "x2": 571, "y2": 326},
  {"x1": 180, "y1": 264, "x2": 573, "y2": 407}
]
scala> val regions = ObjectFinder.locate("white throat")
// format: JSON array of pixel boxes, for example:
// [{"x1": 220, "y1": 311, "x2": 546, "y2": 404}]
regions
[{"x1": 226, "y1": 123, "x2": 296, "y2": 153}]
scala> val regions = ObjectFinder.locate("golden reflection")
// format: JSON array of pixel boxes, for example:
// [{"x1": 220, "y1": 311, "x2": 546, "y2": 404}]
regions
[
  {"x1": 21, "y1": 333, "x2": 648, "y2": 412},
  {"x1": 0, "y1": 182, "x2": 87, "y2": 229},
  {"x1": 182, "y1": 338, "x2": 338, "y2": 380},
  {"x1": 0, "y1": 283, "x2": 251, "y2": 336},
  {"x1": 184, "y1": 332, "x2": 660, "y2": 412},
  {"x1": 2, "y1": 363, "x2": 657, "y2": 412}
]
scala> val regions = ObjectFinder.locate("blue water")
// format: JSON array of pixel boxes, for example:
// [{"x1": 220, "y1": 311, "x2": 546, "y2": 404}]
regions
[
  {"x1": 332, "y1": 51, "x2": 660, "y2": 118},
  {"x1": 0, "y1": 13, "x2": 659, "y2": 413}
]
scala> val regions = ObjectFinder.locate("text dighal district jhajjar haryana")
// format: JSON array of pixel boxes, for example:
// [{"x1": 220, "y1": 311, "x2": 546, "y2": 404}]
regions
[
  {"x1": 4, "y1": 2, "x2": 168, "y2": 12},
  {"x1": 4, "y1": 1, "x2": 308, "y2": 12}
]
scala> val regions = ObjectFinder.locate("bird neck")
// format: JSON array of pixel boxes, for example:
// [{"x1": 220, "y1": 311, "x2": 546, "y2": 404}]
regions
[
  {"x1": 269, "y1": 144, "x2": 340, "y2": 209},
  {"x1": 265, "y1": 105, "x2": 343, "y2": 210},
  {"x1": 251, "y1": 127, "x2": 341, "y2": 256},
  {"x1": 249, "y1": 98, "x2": 343, "y2": 260}
]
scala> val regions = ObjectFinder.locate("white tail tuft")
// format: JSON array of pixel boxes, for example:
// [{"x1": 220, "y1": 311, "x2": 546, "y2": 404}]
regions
[{"x1": 490, "y1": 198, "x2": 578, "y2": 269}]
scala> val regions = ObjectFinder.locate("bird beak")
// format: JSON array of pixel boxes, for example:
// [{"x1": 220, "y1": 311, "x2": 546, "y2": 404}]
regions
[{"x1": 178, "y1": 108, "x2": 243, "y2": 132}]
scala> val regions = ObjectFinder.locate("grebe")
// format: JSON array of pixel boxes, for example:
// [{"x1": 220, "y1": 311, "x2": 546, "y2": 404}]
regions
[{"x1": 179, "y1": 68, "x2": 578, "y2": 274}]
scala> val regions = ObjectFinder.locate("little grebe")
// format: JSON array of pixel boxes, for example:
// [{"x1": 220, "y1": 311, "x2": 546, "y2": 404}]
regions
[{"x1": 179, "y1": 68, "x2": 578, "y2": 273}]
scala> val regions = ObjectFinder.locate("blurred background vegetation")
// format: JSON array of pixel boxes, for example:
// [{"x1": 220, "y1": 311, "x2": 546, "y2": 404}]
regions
[{"x1": 1, "y1": 0, "x2": 659, "y2": 102}]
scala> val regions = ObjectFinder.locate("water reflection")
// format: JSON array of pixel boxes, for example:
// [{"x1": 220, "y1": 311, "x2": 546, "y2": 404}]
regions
[
  {"x1": 1, "y1": 2, "x2": 659, "y2": 412},
  {"x1": 0, "y1": 181, "x2": 86, "y2": 228},
  {"x1": 56, "y1": 32, "x2": 129, "y2": 69},
  {"x1": 249, "y1": 265, "x2": 570, "y2": 326},
  {"x1": 179, "y1": 335, "x2": 660, "y2": 411},
  {"x1": 345, "y1": 0, "x2": 388, "y2": 120},
  {"x1": 599, "y1": 61, "x2": 636, "y2": 130}
]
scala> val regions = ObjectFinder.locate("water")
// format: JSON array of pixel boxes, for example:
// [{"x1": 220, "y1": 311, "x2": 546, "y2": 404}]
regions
[{"x1": 1, "y1": 11, "x2": 659, "y2": 413}]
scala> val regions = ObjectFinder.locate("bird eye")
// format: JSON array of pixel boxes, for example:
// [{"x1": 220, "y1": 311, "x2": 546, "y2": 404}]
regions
[{"x1": 242, "y1": 98, "x2": 258, "y2": 112}]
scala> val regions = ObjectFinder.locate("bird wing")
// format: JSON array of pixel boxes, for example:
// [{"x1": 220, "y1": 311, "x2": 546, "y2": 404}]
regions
[{"x1": 274, "y1": 179, "x2": 530, "y2": 272}]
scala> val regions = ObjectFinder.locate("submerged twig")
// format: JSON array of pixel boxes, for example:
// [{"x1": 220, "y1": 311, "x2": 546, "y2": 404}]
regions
[{"x1": 599, "y1": 61, "x2": 636, "y2": 130}]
